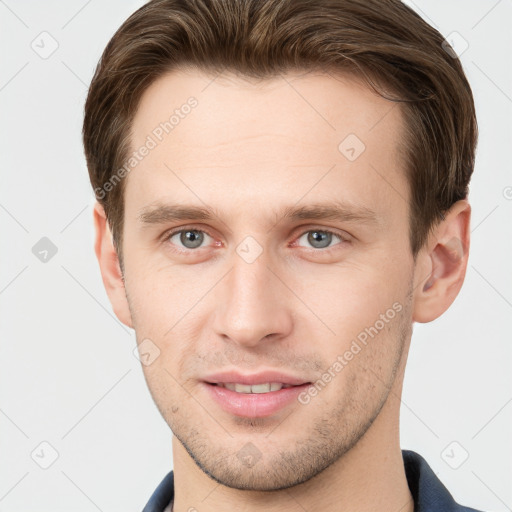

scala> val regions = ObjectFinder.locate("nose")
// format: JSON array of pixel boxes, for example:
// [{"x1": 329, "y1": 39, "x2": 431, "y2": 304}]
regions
[{"x1": 212, "y1": 250, "x2": 293, "y2": 349}]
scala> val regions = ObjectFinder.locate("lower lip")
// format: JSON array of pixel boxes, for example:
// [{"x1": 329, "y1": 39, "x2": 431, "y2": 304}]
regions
[{"x1": 202, "y1": 382, "x2": 311, "y2": 418}]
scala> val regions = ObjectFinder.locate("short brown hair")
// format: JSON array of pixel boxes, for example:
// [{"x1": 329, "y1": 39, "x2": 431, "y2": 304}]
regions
[{"x1": 83, "y1": 0, "x2": 477, "y2": 269}]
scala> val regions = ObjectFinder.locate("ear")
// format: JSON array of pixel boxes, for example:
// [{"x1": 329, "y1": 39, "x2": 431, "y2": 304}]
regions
[
  {"x1": 412, "y1": 199, "x2": 471, "y2": 323},
  {"x1": 93, "y1": 202, "x2": 133, "y2": 329}
]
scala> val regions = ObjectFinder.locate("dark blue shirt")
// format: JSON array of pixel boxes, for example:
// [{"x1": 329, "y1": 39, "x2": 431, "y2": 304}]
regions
[{"x1": 142, "y1": 449, "x2": 485, "y2": 512}]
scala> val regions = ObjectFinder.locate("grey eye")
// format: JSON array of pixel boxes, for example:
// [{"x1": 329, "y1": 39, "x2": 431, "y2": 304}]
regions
[
  {"x1": 298, "y1": 230, "x2": 341, "y2": 249},
  {"x1": 171, "y1": 230, "x2": 209, "y2": 249}
]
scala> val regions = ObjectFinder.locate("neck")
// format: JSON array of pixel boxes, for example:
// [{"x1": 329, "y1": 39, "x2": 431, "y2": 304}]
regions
[{"x1": 171, "y1": 372, "x2": 413, "y2": 512}]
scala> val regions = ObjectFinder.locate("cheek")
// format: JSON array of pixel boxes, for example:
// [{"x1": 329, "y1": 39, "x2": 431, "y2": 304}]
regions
[
  {"x1": 126, "y1": 265, "x2": 214, "y2": 381},
  {"x1": 288, "y1": 260, "x2": 406, "y2": 336},
  {"x1": 140, "y1": 362, "x2": 193, "y2": 430},
  {"x1": 295, "y1": 268, "x2": 410, "y2": 398},
  {"x1": 125, "y1": 258, "x2": 208, "y2": 328}
]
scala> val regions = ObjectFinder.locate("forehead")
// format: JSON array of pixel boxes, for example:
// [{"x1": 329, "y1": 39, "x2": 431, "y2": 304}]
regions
[
  {"x1": 125, "y1": 67, "x2": 408, "y2": 229},
  {"x1": 132, "y1": 67, "x2": 403, "y2": 148}
]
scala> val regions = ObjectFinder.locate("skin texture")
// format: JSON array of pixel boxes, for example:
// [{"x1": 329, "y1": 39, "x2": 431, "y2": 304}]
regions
[{"x1": 94, "y1": 68, "x2": 471, "y2": 512}]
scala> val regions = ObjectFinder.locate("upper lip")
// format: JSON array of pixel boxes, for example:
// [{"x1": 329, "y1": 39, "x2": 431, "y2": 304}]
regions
[{"x1": 203, "y1": 370, "x2": 311, "y2": 386}]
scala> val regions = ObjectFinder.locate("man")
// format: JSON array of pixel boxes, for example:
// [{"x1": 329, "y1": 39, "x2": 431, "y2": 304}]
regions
[{"x1": 83, "y1": 0, "x2": 483, "y2": 510}]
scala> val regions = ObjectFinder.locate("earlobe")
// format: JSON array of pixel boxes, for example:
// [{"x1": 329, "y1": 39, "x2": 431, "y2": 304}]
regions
[
  {"x1": 93, "y1": 202, "x2": 133, "y2": 329},
  {"x1": 412, "y1": 200, "x2": 471, "y2": 323}
]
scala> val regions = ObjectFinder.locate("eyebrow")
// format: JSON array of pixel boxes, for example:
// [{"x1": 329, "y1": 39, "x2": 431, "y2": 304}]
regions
[
  {"x1": 137, "y1": 201, "x2": 380, "y2": 228},
  {"x1": 280, "y1": 202, "x2": 380, "y2": 226}
]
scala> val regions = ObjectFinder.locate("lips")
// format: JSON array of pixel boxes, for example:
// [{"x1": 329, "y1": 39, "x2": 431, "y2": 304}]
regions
[
  {"x1": 215, "y1": 382, "x2": 294, "y2": 393},
  {"x1": 201, "y1": 370, "x2": 312, "y2": 417},
  {"x1": 203, "y1": 370, "x2": 310, "y2": 387}
]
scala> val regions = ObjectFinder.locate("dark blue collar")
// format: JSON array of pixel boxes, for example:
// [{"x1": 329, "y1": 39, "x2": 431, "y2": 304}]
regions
[{"x1": 142, "y1": 449, "x2": 485, "y2": 512}]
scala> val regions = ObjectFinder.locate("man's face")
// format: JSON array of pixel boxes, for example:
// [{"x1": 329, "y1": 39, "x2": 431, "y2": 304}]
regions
[{"x1": 122, "y1": 68, "x2": 416, "y2": 490}]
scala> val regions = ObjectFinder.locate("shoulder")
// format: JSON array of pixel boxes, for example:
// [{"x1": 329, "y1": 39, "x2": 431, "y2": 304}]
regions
[
  {"x1": 142, "y1": 470, "x2": 174, "y2": 512},
  {"x1": 402, "y1": 449, "x2": 487, "y2": 512}
]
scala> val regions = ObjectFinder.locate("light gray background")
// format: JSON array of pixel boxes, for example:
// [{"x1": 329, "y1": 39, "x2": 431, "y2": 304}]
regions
[{"x1": 1, "y1": 0, "x2": 511, "y2": 510}]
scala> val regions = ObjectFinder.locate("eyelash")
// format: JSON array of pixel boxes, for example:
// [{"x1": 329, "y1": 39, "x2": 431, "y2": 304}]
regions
[{"x1": 161, "y1": 225, "x2": 350, "y2": 253}]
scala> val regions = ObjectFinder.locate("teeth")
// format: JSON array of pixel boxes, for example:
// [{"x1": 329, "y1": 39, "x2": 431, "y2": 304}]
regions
[
  {"x1": 219, "y1": 382, "x2": 293, "y2": 393},
  {"x1": 235, "y1": 383, "x2": 253, "y2": 393}
]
